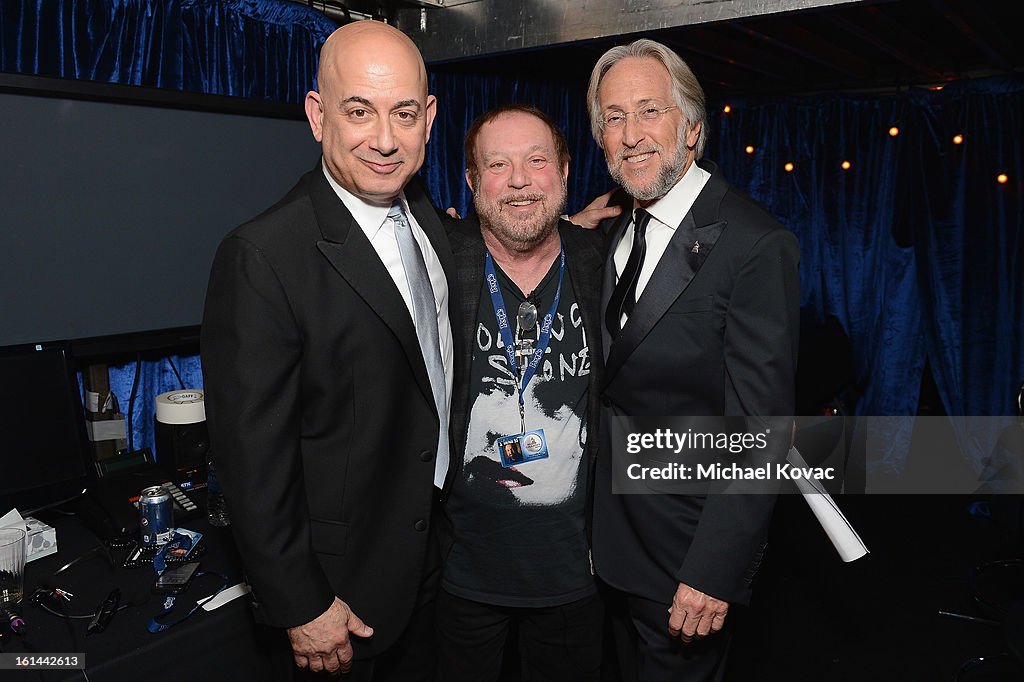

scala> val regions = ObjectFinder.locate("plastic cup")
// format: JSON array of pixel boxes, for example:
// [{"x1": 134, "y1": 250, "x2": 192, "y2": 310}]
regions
[{"x1": 0, "y1": 527, "x2": 26, "y2": 607}]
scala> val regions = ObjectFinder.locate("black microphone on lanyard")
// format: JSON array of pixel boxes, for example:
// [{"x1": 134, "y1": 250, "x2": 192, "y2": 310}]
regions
[{"x1": 516, "y1": 300, "x2": 539, "y2": 377}]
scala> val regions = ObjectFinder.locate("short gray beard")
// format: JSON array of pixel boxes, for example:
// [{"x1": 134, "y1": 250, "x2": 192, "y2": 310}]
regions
[{"x1": 608, "y1": 125, "x2": 691, "y2": 202}]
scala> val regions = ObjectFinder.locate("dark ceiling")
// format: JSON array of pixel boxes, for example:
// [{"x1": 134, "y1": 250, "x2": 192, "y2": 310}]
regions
[{"x1": 299, "y1": 0, "x2": 1024, "y2": 99}]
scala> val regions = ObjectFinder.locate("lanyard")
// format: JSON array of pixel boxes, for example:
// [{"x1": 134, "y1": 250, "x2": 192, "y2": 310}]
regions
[{"x1": 484, "y1": 239, "x2": 565, "y2": 432}]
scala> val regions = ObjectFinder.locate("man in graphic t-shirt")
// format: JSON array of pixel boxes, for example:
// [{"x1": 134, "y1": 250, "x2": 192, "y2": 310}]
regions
[{"x1": 439, "y1": 104, "x2": 606, "y2": 681}]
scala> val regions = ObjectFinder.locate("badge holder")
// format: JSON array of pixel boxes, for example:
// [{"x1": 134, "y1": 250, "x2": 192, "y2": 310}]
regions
[{"x1": 497, "y1": 430, "x2": 550, "y2": 467}]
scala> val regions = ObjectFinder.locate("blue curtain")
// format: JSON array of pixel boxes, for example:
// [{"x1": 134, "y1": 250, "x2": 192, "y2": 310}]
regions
[
  {"x1": 902, "y1": 80, "x2": 1024, "y2": 467},
  {"x1": 711, "y1": 93, "x2": 926, "y2": 472},
  {"x1": 708, "y1": 81, "x2": 1023, "y2": 471},
  {"x1": 1, "y1": 0, "x2": 334, "y2": 102},
  {"x1": 713, "y1": 93, "x2": 927, "y2": 417}
]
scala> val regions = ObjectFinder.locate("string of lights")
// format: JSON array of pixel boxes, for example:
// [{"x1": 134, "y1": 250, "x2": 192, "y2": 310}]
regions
[{"x1": 719, "y1": 103, "x2": 1013, "y2": 184}]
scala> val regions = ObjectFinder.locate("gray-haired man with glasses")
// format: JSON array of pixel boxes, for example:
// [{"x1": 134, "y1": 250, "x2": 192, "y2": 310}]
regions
[{"x1": 584, "y1": 39, "x2": 800, "y2": 681}]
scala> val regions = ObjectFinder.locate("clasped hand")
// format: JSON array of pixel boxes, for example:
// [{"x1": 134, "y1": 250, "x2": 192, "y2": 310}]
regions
[
  {"x1": 287, "y1": 597, "x2": 374, "y2": 675},
  {"x1": 667, "y1": 582, "x2": 729, "y2": 644}
]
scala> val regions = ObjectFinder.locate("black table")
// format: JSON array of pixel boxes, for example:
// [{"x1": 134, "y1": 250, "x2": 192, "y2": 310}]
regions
[{"x1": 1, "y1": 509, "x2": 277, "y2": 681}]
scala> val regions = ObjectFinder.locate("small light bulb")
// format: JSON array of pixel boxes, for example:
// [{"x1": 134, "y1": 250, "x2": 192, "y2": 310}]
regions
[
  {"x1": 889, "y1": 126, "x2": 899, "y2": 137},
  {"x1": 784, "y1": 162, "x2": 794, "y2": 172},
  {"x1": 997, "y1": 174, "x2": 1008, "y2": 184},
  {"x1": 953, "y1": 135, "x2": 963, "y2": 145},
  {"x1": 841, "y1": 160, "x2": 851, "y2": 170},
  {"x1": 723, "y1": 104, "x2": 732, "y2": 113},
  {"x1": 745, "y1": 145, "x2": 754, "y2": 154}
]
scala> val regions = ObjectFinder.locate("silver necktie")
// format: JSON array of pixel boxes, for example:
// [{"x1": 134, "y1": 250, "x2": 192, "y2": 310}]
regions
[{"x1": 389, "y1": 201, "x2": 449, "y2": 489}]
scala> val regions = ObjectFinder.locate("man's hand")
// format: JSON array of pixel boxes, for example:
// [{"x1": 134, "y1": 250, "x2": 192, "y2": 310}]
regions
[
  {"x1": 568, "y1": 189, "x2": 623, "y2": 229},
  {"x1": 287, "y1": 597, "x2": 374, "y2": 674},
  {"x1": 667, "y1": 582, "x2": 729, "y2": 644}
]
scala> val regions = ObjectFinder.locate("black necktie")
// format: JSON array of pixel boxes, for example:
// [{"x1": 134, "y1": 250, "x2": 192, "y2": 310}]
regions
[{"x1": 606, "y1": 208, "x2": 652, "y2": 338}]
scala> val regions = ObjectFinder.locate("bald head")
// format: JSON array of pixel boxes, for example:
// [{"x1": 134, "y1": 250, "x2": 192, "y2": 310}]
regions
[
  {"x1": 305, "y1": 21, "x2": 436, "y2": 202},
  {"x1": 318, "y1": 22, "x2": 428, "y2": 100}
]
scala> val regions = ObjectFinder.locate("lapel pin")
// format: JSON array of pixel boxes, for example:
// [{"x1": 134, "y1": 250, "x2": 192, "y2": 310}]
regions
[{"x1": 691, "y1": 241, "x2": 701, "y2": 254}]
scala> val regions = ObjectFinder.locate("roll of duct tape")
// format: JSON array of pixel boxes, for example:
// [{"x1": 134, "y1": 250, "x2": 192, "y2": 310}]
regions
[{"x1": 155, "y1": 390, "x2": 206, "y2": 425}]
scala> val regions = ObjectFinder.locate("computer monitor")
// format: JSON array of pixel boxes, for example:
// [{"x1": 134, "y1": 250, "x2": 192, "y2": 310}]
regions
[
  {"x1": 0, "y1": 72, "x2": 319, "y2": 351},
  {"x1": 0, "y1": 343, "x2": 93, "y2": 515}
]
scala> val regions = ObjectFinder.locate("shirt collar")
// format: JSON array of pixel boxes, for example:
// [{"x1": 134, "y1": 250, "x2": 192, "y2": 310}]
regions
[
  {"x1": 321, "y1": 159, "x2": 406, "y2": 239},
  {"x1": 641, "y1": 159, "x2": 711, "y2": 230}
]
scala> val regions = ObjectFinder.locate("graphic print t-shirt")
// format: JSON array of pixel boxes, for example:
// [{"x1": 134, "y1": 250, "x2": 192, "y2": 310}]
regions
[{"x1": 443, "y1": 255, "x2": 595, "y2": 607}]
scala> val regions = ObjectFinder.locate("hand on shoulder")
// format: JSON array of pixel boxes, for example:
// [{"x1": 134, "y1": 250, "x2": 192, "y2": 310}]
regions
[{"x1": 568, "y1": 189, "x2": 624, "y2": 229}]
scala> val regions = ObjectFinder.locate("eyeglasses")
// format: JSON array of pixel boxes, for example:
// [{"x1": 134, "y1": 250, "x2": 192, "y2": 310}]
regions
[{"x1": 601, "y1": 105, "x2": 678, "y2": 129}]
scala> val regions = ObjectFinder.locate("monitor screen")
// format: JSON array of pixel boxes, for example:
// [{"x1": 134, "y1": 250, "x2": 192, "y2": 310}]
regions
[
  {"x1": 0, "y1": 343, "x2": 94, "y2": 515},
  {"x1": 0, "y1": 74, "x2": 322, "y2": 349}
]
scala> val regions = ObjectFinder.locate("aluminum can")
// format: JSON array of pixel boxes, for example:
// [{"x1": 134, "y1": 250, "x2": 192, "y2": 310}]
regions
[{"x1": 139, "y1": 485, "x2": 174, "y2": 547}]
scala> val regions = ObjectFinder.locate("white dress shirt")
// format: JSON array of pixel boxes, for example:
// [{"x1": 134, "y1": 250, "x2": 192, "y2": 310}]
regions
[
  {"x1": 322, "y1": 163, "x2": 454, "y2": 424},
  {"x1": 612, "y1": 160, "x2": 711, "y2": 327}
]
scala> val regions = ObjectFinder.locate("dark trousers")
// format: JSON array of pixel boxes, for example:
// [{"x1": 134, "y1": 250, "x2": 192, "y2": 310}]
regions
[
  {"x1": 436, "y1": 588, "x2": 604, "y2": 682},
  {"x1": 605, "y1": 589, "x2": 730, "y2": 682}
]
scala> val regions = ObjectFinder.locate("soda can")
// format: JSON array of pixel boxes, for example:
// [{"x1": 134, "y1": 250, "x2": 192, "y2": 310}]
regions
[{"x1": 139, "y1": 485, "x2": 174, "y2": 547}]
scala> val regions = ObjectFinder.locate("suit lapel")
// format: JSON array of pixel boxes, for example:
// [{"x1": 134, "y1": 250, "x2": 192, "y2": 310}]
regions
[
  {"x1": 560, "y1": 222, "x2": 605, "y2": 440},
  {"x1": 448, "y1": 217, "x2": 487, "y2": 370},
  {"x1": 603, "y1": 160, "x2": 728, "y2": 386},
  {"x1": 560, "y1": 221, "x2": 605, "y2": 365},
  {"x1": 309, "y1": 168, "x2": 436, "y2": 409},
  {"x1": 604, "y1": 212, "x2": 699, "y2": 383},
  {"x1": 446, "y1": 217, "x2": 487, "y2": 458}
]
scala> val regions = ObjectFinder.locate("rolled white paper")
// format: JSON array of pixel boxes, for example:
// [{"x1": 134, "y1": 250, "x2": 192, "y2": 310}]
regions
[{"x1": 787, "y1": 447, "x2": 869, "y2": 562}]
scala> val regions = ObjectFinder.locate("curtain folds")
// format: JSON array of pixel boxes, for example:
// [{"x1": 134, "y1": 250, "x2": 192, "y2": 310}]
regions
[
  {"x1": 710, "y1": 81, "x2": 1022, "y2": 470},
  {"x1": 903, "y1": 81, "x2": 1024, "y2": 467},
  {"x1": 1, "y1": 0, "x2": 335, "y2": 101}
]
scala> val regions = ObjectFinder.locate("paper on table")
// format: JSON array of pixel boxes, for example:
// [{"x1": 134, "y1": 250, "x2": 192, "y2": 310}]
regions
[
  {"x1": 0, "y1": 508, "x2": 26, "y2": 532},
  {"x1": 198, "y1": 582, "x2": 251, "y2": 611},
  {"x1": 787, "y1": 447, "x2": 869, "y2": 562}
]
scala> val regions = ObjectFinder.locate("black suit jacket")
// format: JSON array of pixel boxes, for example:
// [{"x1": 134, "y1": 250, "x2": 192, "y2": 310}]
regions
[
  {"x1": 201, "y1": 163, "x2": 459, "y2": 657},
  {"x1": 446, "y1": 216, "x2": 606, "y2": 524},
  {"x1": 592, "y1": 159, "x2": 800, "y2": 606}
]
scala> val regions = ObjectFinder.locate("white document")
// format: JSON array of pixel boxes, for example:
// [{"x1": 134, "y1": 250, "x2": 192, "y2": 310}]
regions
[
  {"x1": 0, "y1": 508, "x2": 26, "y2": 532},
  {"x1": 787, "y1": 447, "x2": 869, "y2": 562}
]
